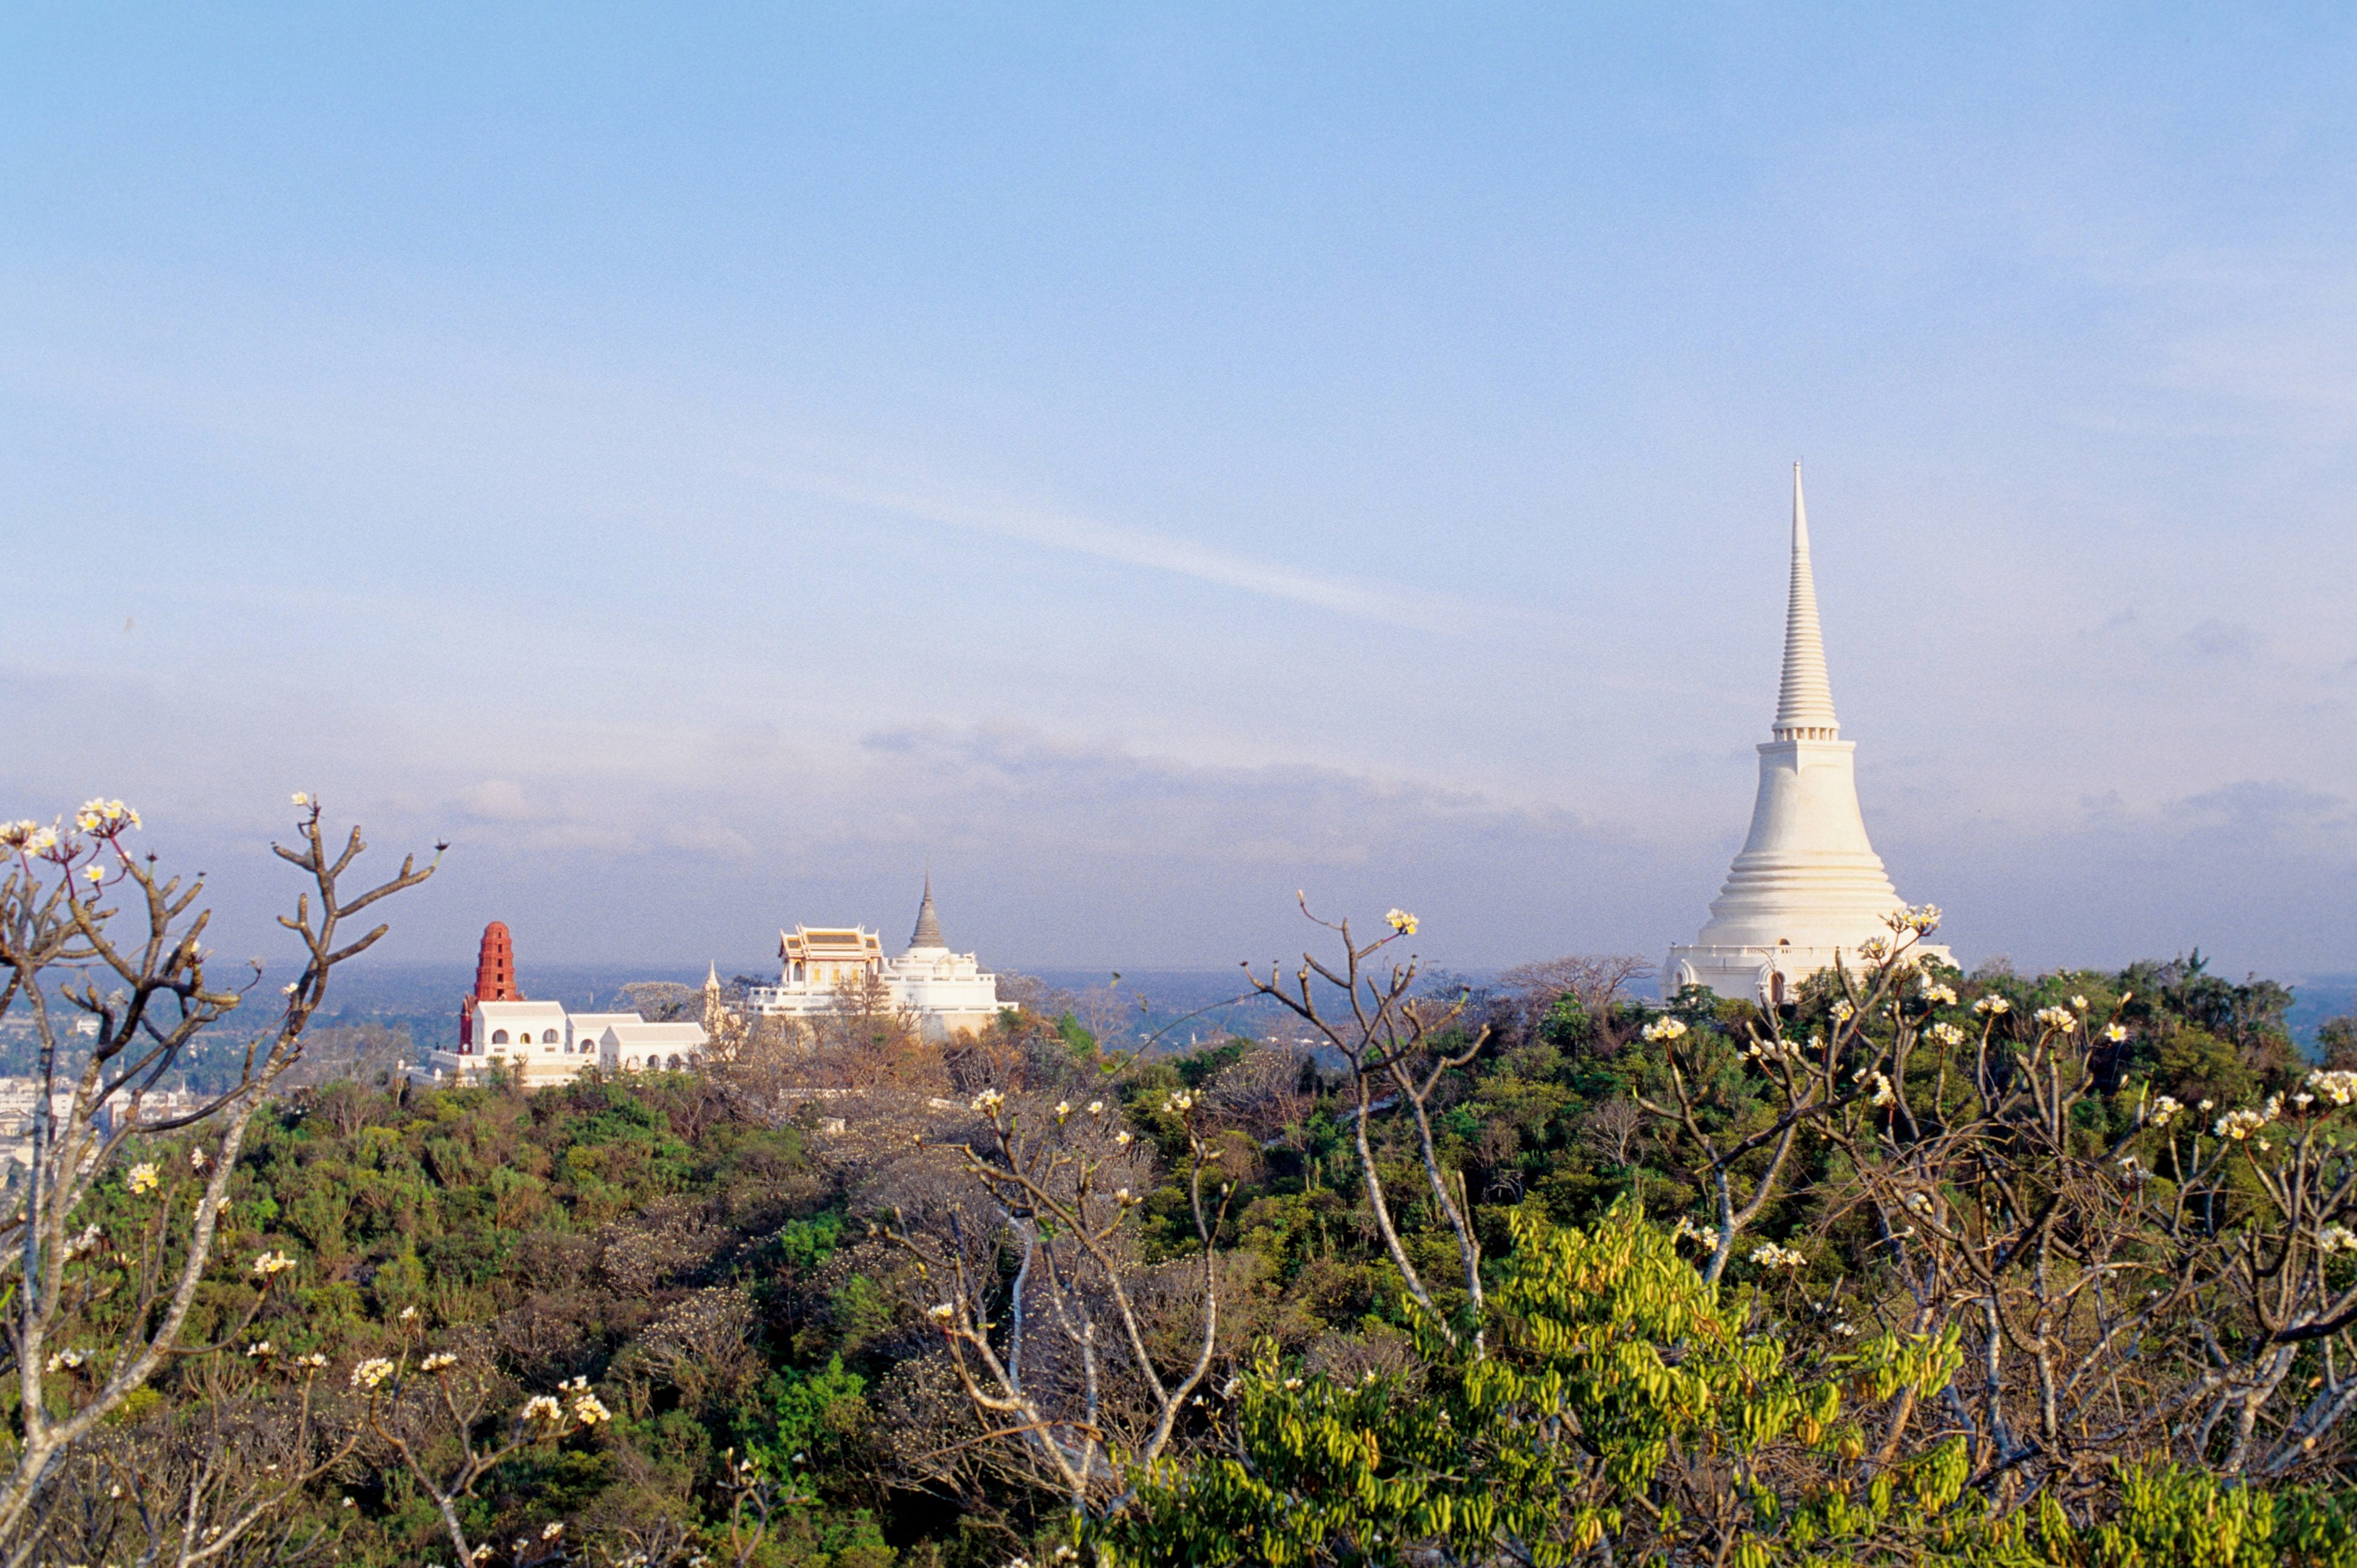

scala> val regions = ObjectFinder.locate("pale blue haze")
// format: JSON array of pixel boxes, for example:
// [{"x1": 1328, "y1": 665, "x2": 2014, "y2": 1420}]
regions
[{"x1": 5, "y1": 6, "x2": 2355, "y2": 982}]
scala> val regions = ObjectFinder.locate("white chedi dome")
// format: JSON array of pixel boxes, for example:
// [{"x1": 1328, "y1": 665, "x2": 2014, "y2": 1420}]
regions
[{"x1": 1667, "y1": 467, "x2": 1948, "y2": 1002}]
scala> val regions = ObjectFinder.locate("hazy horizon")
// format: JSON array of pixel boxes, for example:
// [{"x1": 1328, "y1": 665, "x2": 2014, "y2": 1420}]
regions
[{"x1": 9, "y1": 8, "x2": 2357, "y2": 979}]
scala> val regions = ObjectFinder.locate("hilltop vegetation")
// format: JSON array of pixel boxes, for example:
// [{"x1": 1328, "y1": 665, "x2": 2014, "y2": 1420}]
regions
[
  {"x1": 20, "y1": 937, "x2": 2357, "y2": 1565},
  {"x1": 12, "y1": 805, "x2": 2357, "y2": 1565}
]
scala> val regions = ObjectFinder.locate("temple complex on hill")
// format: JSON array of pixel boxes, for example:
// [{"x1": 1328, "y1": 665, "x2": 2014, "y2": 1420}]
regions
[
  {"x1": 1665, "y1": 467, "x2": 1951, "y2": 1005},
  {"x1": 748, "y1": 878, "x2": 1002, "y2": 1040},
  {"x1": 415, "y1": 922, "x2": 712, "y2": 1088}
]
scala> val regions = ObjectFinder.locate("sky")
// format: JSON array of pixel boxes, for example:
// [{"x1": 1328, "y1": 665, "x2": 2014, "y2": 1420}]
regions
[{"x1": 5, "y1": 5, "x2": 2357, "y2": 984}]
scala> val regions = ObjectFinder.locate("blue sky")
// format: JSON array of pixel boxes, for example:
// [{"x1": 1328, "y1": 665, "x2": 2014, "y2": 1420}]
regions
[{"x1": 7, "y1": 5, "x2": 2357, "y2": 981}]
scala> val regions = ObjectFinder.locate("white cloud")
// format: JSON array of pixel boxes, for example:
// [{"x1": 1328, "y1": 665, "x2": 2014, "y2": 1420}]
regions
[{"x1": 751, "y1": 464, "x2": 1474, "y2": 633}]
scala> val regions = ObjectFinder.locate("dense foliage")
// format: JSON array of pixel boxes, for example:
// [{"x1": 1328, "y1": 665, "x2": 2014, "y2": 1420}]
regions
[{"x1": 16, "y1": 933, "x2": 2357, "y2": 1566}]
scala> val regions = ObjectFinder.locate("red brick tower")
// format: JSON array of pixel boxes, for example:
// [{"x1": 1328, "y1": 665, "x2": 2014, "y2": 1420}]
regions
[
  {"x1": 457, "y1": 920, "x2": 523, "y2": 1049},
  {"x1": 474, "y1": 921, "x2": 520, "y2": 1001}
]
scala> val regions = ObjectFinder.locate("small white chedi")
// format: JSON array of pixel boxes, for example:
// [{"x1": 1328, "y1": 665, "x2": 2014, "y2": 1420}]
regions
[
  {"x1": 746, "y1": 877, "x2": 1002, "y2": 1040},
  {"x1": 1666, "y1": 466, "x2": 1953, "y2": 1005}
]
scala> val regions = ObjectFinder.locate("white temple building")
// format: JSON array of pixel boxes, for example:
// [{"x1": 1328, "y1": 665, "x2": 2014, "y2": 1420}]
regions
[
  {"x1": 412, "y1": 920, "x2": 711, "y2": 1089},
  {"x1": 748, "y1": 879, "x2": 1003, "y2": 1040},
  {"x1": 1666, "y1": 467, "x2": 1952, "y2": 1006}
]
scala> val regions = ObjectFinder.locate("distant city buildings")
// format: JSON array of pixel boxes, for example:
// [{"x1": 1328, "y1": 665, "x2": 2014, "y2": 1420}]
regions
[
  {"x1": 0, "y1": 1079, "x2": 203, "y2": 1174},
  {"x1": 415, "y1": 922, "x2": 710, "y2": 1088},
  {"x1": 1665, "y1": 467, "x2": 1953, "y2": 1005},
  {"x1": 748, "y1": 879, "x2": 1002, "y2": 1040}
]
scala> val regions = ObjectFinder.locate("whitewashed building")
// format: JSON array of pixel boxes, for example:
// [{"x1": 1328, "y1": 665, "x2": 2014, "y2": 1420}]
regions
[
  {"x1": 413, "y1": 922, "x2": 711, "y2": 1088},
  {"x1": 748, "y1": 880, "x2": 1002, "y2": 1040},
  {"x1": 1666, "y1": 468, "x2": 1952, "y2": 1005}
]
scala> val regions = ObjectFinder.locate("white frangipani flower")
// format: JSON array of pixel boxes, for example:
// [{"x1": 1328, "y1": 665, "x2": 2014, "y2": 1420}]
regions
[{"x1": 2308, "y1": 1070, "x2": 2357, "y2": 1107}]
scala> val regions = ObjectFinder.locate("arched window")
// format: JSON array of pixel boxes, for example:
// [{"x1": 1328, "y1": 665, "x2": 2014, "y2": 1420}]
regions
[
  {"x1": 1769, "y1": 971, "x2": 1786, "y2": 1007},
  {"x1": 626, "y1": 1056, "x2": 639, "y2": 1070},
  {"x1": 491, "y1": 1029, "x2": 510, "y2": 1044},
  {"x1": 541, "y1": 1029, "x2": 559, "y2": 1044},
  {"x1": 667, "y1": 1054, "x2": 682, "y2": 1071}
]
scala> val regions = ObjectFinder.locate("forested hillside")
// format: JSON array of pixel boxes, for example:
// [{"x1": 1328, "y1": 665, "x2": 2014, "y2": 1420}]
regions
[
  {"x1": 13, "y1": 805, "x2": 2357, "y2": 1566},
  {"x1": 24, "y1": 931, "x2": 2357, "y2": 1566}
]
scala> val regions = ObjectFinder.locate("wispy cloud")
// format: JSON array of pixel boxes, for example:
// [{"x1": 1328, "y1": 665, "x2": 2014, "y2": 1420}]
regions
[{"x1": 750, "y1": 464, "x2": 1470, "y2": 632}]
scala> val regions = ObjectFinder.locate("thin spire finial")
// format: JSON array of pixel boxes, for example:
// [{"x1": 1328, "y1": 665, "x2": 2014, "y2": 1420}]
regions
[
  {"x1": 1771, "y1": 462, "x2": 1840, "y2": 740},
  {"x1": 910, "y1": 873, "x2": 945, "y2": 950}
]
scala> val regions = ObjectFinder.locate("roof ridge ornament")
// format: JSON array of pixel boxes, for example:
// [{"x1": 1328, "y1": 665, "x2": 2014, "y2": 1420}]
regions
[{"x1": 1771, "y1": 462, "x2": 1841, "y2": 742}]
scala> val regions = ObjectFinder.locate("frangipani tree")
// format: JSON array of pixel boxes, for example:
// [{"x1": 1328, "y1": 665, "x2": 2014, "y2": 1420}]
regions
[
  {"x1": 0, "y1": 796, "x2": 437, "y2": 1549},
  {"x1": 1640, "y1": 904, "x2": 2357, "y2": 1497}
]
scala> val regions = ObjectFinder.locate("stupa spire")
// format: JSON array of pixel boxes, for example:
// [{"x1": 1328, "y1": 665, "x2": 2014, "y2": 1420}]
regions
[
  {"x1": 910, "y1": 873, "x2": 945, "y2": 950},
  {"x1": 1772, "y1": 463, "x2": 1840, "y2": 741}
]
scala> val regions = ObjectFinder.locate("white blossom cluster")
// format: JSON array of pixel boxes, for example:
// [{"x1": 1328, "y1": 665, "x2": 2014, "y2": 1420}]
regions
[
  {"x1": 1920, "y1": 980, "x2": 1959, "y2": 1007},
  {"x1": 74, "y1": 799, "x2": 141, "y2": 834},
  {"x1": 2148, "y1": 1095, "x2": 2185, "y2": 1130},
  {"x1": 0, "y1": 820, "x2": 61, "y2": 856},
  {"x1": 1973, "y1": 996, "x2": 2011, "y2": 1017},
  {"x1": 2214, "y1": 1106, "x2": 2272, "y2": 1142},
  {"x1": 1384, "y1": 908, "x2": 1419, "y2": 936},
  {"x1": 1749, "y1": 1242, "x2": 1807, "y2": 1270},
  {"x1": 563, "y1": 1375, "x2": 611, "y2": 1425},
  {"x1": 2033, "y1": 1005, "x2": 2077, "y2": 1032},
  {"x1": 2308, "y1": 1071, "x2": 2357, "y2": 1107},
  {"x1": 969, "y1": 1088, "x2": 1005, "y2": 1114},
  {"x1": 1928, "y1": 1022, "x2": 1965, "y2": 1047},
  {"x1": 1641, "y1": 1017, "x2": 1688, "y2": 1044},
  {"x1": 2320, "y1": 1224, "x2": 2357, "y2": 1256}
]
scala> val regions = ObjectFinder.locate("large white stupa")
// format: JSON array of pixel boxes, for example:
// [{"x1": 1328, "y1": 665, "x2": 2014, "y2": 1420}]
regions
[{"x1": 1666, "y1": 467, "x2": 1950, "y2": 1005}]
